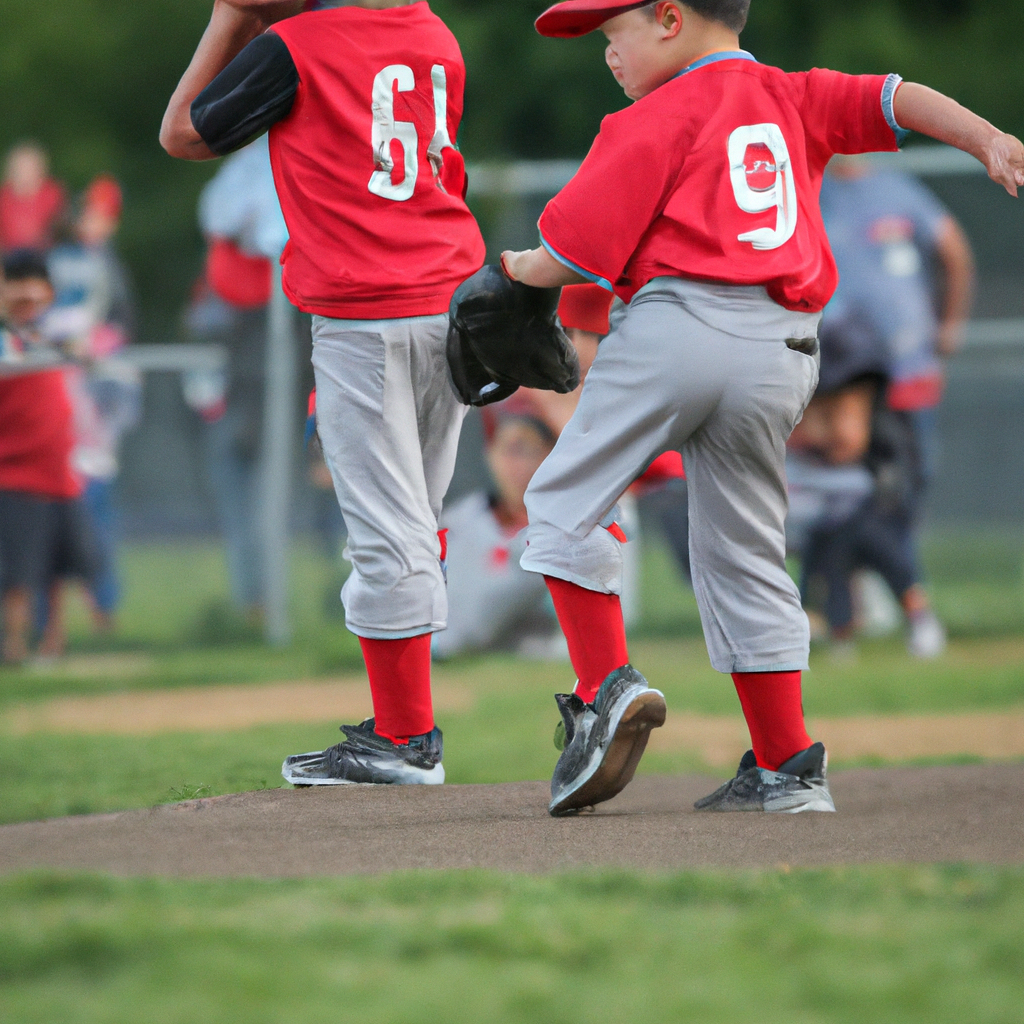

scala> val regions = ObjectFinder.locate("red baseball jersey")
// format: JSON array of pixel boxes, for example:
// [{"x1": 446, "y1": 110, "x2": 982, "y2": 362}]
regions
[
  {"x1": 539, "y1": 54, "x2": 903, "y2": 313},
  {"x1": 269, "y1": 3, "x2": 485, "y2": 319},
  {"x1": 0, "y1": 371, "x2": 80, "y2": 500}
]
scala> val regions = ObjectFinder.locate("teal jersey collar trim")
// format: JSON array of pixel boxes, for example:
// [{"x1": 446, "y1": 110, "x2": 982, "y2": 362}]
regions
[{"x1": 672, "y1": 50, "x2": 757, "y2": 79}]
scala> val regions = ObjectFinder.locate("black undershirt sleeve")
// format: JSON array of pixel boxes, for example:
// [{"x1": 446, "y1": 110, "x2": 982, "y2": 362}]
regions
[{"x1": 191, "y1": 32, "x2": 299, "y2": 157}]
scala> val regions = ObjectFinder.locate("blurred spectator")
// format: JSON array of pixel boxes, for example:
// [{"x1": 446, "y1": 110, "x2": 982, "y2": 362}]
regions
[
  {"x1": 47, "y1": 175, "x2": 142, "y2": 627},
  {"x1": 433, "y1": 287, "x2": 607, "y2": 659},
  {"x1": 435, "y1": 284, "x2": 684, "y2": 658},
  {"x1": 821, "y1": 157, "x2": 975, "y2": 484},
  {"x1": 0, "y1": 250, "x2": 93, "y2": 664},
  {"x1": 788, "y1": 305, "x2": 945, "y2": 658},
  {"x1": 433, "y1": 398, "x2": 564, "y2": 660},
  {"x1": 0, "y1": 143, "x2": 66, "y2": 254},
  {"x1": 182, "y1": 136, "x2": 288, "y2": 621},
  {"x1": 803, "y1": 156, "x2": 975, "y2": 658}
]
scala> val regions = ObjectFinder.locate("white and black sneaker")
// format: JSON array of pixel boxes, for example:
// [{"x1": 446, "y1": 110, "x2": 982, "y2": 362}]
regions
[
  {"x1": 281, "y1": 718, "x2": 444, "y2": 787},
  {"x1": 694, "y1": 742, "x2": 836, "y2": 813},
  {"x1": 548, "y1": 665, "x2": 666, "y2": 817}
]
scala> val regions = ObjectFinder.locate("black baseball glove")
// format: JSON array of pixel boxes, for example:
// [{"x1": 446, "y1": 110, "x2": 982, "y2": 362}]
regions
[{"x1": 446, "y1": 264, "x2": 581, "y2": 407}]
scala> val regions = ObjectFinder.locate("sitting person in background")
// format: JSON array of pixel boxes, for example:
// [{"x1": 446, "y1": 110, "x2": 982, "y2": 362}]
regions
[
  {"x1": 432, "y1": 398, "x2": 564, "y2": 660},
  {"x1": 0, "y1": 250, "x2": 93, "y2": 664},
  {"x1": 787, "y1": 300, "x2": 945, "y2": 658},
  {"x1": 436, "y1": 284, "x2": 675, "y2": 659}
]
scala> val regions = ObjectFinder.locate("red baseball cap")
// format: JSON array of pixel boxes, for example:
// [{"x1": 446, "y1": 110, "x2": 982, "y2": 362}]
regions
[
  {"x1": 84, "y1": 175, "x2": 122, "y2": 220},
  {"x1": 535, "y1": 0, "x2": 655, "y2": 38}
]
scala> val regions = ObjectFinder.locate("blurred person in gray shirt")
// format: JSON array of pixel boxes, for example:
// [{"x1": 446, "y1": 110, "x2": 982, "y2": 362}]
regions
[{"x1": 820, "y1": 156, "x2": 975, "y2": 483}]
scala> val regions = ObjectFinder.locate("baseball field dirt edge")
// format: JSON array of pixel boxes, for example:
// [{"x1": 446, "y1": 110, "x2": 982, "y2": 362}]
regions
[{"x1": 1, "y1": 765, "x2": 1021, "y2": 876}]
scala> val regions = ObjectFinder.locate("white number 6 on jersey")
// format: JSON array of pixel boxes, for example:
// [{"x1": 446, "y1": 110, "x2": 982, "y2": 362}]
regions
[
  {"x1": 368, "y1": 64, "x2": 453, "y2": 202},
  {"x1": 369, "y1": 65, "x2": 418, "y2": 202},
  {"x1": 727, "y1": 123, "x2": 798, "y2": 250}
]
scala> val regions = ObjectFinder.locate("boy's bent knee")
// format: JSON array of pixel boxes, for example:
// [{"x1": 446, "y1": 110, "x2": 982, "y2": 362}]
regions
[{"x1": 520, "y1": 519, "x2": 625, "y2": 594}]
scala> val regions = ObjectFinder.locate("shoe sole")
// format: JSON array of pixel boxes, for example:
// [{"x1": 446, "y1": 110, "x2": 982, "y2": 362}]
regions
[
  {"x1": 281, "y1": 760, "x2": 445, "y2": 787},
  {"x1": 549, "y1": 688, "x2": 666, "y2": 816},
  {"x1": 764, "y1": 780, "x2": 836, "y2": 813}
]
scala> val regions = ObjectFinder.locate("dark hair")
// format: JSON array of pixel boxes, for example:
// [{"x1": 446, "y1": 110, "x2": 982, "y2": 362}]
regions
[
  {"x1": 642, "y1": 0, "x2": 750, "y2": 32},
  {"x1": 1, "y1": 248, "x2": 51, "y2": 284}
]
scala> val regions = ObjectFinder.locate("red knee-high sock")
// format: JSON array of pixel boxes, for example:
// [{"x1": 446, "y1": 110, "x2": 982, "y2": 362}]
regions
[
  {"x1": 358, "y1": 634, "x2": 434, "y2": 744},
  {"x1": 731, "y1": 671, "x2": 812, "y2": 771},
  {"x1": 545, "y1": 576, "x2": 629, "y2": 703}
]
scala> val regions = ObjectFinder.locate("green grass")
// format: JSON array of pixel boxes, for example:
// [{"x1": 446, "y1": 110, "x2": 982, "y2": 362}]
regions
[
  {"x1": 1, "y1": 534, "x2": 1022, "y2": 1023},
  {"x1": 0, "y1": 531, "x2": 1022, "y2": 824},
  {"x1": 41, "y1": 524, "x2": 1024, "y2": 655},
  {"x1": 1, "y1": 867, "x2": 1023, "y2": 1024},
  {"x1": 1, "y1": 634, "x2": 1023, "y2": 825}
]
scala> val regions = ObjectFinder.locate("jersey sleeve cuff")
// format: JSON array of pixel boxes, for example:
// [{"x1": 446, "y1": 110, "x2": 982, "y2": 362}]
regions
[
  {"x1": 882, "y1": 74, "x2": 911, "y2": 147},
  {"x1": 540, "y1": 235, "x2": 614, "y2": 292}
]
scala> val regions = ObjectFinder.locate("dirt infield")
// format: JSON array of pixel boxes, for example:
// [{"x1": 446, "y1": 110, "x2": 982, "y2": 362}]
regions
[{"x1": 1, "y1": 765, "x2": 1021, "y2": 877}]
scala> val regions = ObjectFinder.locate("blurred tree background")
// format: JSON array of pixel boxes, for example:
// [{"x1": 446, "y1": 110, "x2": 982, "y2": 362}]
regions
[{"x1": 1, "y1": 0, "x2": 1021, "y2": 339}]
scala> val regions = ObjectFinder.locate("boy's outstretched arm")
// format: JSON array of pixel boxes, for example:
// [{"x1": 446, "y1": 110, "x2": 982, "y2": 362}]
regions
[
  {"x1": 160, "y1": 0, "x2": 302, "y2": 159},
  {"x1": 894, "y1": 83, "x2": 1024, "y2": 197}
]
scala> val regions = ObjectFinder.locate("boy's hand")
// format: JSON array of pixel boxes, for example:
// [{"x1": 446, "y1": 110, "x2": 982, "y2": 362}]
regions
[
  {"x1": 500, "y1": 247, "x2": 589, "y2": 288},
  {"x1": 980, "y1": 132, "x2": 1024, "y2": 197}
]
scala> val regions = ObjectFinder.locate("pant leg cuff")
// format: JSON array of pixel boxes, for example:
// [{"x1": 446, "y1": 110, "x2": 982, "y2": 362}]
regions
[
  {"x1": 711, "y1": 656, "x2": 810, "y2": 674},
  {"x1": 518, "y1": 556, "x2": 618, "y2": 596},
  {"x1": 346, "y1": 623, "x2": 440, "y2": 640}
]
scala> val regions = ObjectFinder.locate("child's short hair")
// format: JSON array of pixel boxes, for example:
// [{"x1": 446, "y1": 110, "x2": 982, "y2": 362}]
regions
[
  {"x1": 2, "y1": 249, "x2": 51, "y2": 284},
  {"x1": 643, "y1": 0, "x2": 750, "y2": 32}
]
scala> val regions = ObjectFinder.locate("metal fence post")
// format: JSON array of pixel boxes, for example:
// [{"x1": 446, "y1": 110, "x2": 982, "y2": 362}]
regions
[{"x1": 261, "y1": 261, "x2": 296, "y2": 646}]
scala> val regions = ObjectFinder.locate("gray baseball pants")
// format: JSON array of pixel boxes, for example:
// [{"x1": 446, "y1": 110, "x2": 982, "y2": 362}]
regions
[
  {"x1": 312, "y1": 313, "x2": 465, "y2": 639},
  {"x1": 522, "y1": 277, "x2": 820, "y2": 674}
]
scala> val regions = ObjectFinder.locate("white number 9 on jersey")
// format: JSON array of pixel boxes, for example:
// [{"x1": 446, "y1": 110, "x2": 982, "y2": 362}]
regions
[{"x1": 727, "y1": 123, "x2": 798, "y2": 251}]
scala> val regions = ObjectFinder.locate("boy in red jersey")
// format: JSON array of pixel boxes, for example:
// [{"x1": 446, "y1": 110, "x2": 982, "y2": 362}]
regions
[
  {"x1": 161, "y1": 1, "x2": 485, "y2": 785},
  {"x1": 502, "y1": 0, "x2": 1024, "y2": 815},
  {"x1": 0, "y1": 251, "x2": 86, "y2": 665}
]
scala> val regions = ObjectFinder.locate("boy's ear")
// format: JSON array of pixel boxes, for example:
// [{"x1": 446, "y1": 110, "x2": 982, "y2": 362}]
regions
[{"x1": 656, "y1": 1, "x2": 685, "y2": 39}]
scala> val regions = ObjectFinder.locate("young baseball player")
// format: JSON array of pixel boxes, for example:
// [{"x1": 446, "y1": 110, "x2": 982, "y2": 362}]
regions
[
  {"x1": 161, "y1": 0, "x2": 486, "y2": 785},
  {"x1": 502, "y1": 0, "x2": 1024, "y2": 815}
]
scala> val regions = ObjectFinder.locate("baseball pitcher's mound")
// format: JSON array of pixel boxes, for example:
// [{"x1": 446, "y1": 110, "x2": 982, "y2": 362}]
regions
[{"x1": 1, "y1": 765, "x2": 1021, "y2": 877}]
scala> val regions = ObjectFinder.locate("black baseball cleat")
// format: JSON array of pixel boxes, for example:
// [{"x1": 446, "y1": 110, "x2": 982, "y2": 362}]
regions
[
  {"x1": 548, "y1": 665, "x2": 666, "y2": 817},
  {"x1": 694, "y1": 742, "x2": 836, "y2": 813},
  {"x1": 281, "y1": 718, "x2": 444, "y2": 786}
]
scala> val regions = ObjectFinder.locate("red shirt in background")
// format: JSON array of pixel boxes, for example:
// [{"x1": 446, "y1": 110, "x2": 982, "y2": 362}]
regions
[
  {"x1": 0, "y1": 179, "x2": 66, "y2": 252},
  {"x1": 0, "y1": 370, "x2": 81, "y2": 499},
  {"x1": 206, "y1": 238, "x2": 272, "y2": 309},
  {"x1": 558, "y1": 283, "x2": 613, "y2": 335}
]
